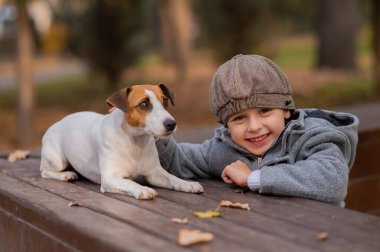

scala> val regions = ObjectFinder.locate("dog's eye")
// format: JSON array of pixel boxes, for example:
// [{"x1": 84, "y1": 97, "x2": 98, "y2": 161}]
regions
[{"x1": 138, "y1": 100, "x2": 151, "y2": 110}]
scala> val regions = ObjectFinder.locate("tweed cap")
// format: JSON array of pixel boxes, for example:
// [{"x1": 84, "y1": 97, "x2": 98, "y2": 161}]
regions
[{"x1": 209, "y1": 54, "x2": 295, "y2": 124}]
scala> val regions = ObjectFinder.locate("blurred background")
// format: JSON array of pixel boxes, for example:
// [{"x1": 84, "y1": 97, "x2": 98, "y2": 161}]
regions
[{"x1": 0, "y1": 0, "x2": 379, "y2": 150}]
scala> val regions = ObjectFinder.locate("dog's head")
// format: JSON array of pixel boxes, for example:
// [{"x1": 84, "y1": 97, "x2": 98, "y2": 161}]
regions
[{"x1": 106, "y1": 84, "x2": 176, "y2": 138}]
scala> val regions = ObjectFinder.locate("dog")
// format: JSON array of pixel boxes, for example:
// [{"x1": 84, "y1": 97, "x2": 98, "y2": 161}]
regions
[{"x1": 40, "y1": 84, "x2": 204, "y2": 199}]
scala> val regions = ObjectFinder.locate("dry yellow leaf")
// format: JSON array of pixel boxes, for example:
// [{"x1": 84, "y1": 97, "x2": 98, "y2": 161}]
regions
[
  {"x1": 68, "y1": 201, "x2": 82, "y2": 207},
  {"x1": 171, "y1": 217, "x2": 188, "y2": 224},
  {"x1": 193, "y1": 210, "x2": 221, "y2": 218},
  {"x1": 7, "y1": 150, "x2": 30, "y2": 163},
  {"x1": 178, "y1": 229, "x2": 214, "y2": 246},
  {"x1": 315, "y1": 232, "x2": 328, "y2": 241},
  {"x1": 220, "y1": 200, "x2": 251, "y2": 211}
]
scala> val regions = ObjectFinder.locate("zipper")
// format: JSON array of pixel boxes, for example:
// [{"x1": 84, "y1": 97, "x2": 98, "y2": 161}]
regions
[{"x1": 254, "y1": 123, "x2": 291, "y2": 166}]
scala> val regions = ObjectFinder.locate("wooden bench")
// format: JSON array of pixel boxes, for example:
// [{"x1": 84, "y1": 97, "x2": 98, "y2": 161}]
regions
[
  {"x1": 174, "y1": 103, "x2": 380, "y2": 216},
  {"x1": 1, "y1": 151, "x2": 380, "y2": 251}
]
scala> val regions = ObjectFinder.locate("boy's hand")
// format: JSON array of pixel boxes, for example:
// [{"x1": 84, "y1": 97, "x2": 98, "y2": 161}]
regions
[{"x1": 221, "y1": 160, "x2": 252, "y2": 187}]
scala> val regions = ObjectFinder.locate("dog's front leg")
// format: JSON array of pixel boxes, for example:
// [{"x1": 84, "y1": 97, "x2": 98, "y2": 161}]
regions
[
  {"x1": 101, "y1": 176, "x2": 158, "y2": 200},
  {"x1": 146, "y1": 168, "x2": 204, "y2": 193}
]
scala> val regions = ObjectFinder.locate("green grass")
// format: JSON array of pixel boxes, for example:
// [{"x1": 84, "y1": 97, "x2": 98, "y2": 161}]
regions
[
  {"x1": 0, "y1": 74, "x2": 109, "y2": 108},
  {"x1": 294, "y1": 77, "x2": 376, "y2": 109},
  {"x1": 274, "y1": 35, "x2": 317, "y2": 69}
]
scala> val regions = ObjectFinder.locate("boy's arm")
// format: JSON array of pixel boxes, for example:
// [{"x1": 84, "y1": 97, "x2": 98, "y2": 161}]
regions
[
  {"x1": 155, "y1": 136, "x2": 214, "y2": 179},
  {"x1": 259, "y1": 132, "x2": 353, "y2": 204}
]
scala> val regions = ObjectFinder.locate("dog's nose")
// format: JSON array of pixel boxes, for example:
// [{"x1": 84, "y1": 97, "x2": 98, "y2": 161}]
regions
[{"x1": 164, "y1": 119, "x2": 177, "y2": 132}]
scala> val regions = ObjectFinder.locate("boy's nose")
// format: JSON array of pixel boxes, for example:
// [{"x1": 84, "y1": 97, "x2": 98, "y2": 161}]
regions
[{"x1": 247, "y1": 118, "x2": 261, "y2": 132}]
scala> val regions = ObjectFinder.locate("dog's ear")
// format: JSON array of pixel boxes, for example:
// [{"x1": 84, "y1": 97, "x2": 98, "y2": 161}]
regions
[
  {"x1": 105, "y1": 87, "x2": 132, "y2": 112},
  {"x1": 158, "y1": 83, "x2": 175, "y2": 106}
]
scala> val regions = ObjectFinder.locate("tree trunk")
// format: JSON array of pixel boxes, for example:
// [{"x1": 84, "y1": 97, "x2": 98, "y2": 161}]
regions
[
  {"x1": 374, "y1": 0, "x2": 380, "y2": 100},
  {"x1": 158, "y1": 0, "x2": 191, "y2": 80},
  {"x1": 317, "y1": 0, "x2": 359, "y2": 70},
  {"x1": 16, "y1": 2, "x2": 35, "y2": 148}
]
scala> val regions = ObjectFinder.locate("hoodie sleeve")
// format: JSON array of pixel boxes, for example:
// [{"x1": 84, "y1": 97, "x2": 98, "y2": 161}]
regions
[
  {"x1": 155, "y1": 136, "x2": 217, "y2": 179},
  {"x1": 259, "y1": 127, "x2": 357, "y2": 204}
]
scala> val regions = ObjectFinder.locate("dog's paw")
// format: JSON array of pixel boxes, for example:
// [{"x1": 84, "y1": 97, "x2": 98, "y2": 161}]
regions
[
  {"x1": 134, "y1": 186, "x2": 158, "y2": 200},
  {"x1": 62, "y1": 171, "x2": 78, "y2": 182},
  {"x1": 174, "y1": 181, "x2": 204, "y2": 194}
]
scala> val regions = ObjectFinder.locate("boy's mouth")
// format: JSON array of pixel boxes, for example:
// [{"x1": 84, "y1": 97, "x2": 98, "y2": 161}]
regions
[{"x1": 247, "y1": 133, "x2": 270, "y2": 143}]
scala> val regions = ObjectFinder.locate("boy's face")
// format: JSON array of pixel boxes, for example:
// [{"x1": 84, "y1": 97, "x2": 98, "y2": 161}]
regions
[{"x1": 227, "y1": 108, "x2": 291, "y2": 156}]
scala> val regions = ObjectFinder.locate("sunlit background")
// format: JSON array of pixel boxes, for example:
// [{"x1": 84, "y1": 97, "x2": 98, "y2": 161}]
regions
[{"x1": 0, "y1": 0, "x2": 378, "y2": 150}]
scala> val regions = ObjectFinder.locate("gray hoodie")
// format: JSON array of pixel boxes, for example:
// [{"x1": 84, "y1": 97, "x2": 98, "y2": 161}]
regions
[{"x1": 156, "y1": 109, "x2": 359, "y2": 206}]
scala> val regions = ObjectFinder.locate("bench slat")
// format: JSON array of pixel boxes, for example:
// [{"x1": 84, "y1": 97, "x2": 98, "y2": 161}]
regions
[{"x1": 0, "y1": 172, "x2": 189, "y2": 252}]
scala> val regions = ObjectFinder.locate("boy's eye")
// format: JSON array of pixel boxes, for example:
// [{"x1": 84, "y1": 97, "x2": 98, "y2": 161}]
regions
[
  {"x1": 231, "y1": 115, "x2": 246, "y2": 121},
  {"x1": 259, "y1": 108, "x2": 272, "y2": 114}
]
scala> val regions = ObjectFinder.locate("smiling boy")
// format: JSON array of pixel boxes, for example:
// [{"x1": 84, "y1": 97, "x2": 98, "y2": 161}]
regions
[
  {"x1": 221, "y1": 107, "x2": 291, "y2": 187},
  {"x1": 156, "y1": 54, "x2": 359, "y2": 207}
]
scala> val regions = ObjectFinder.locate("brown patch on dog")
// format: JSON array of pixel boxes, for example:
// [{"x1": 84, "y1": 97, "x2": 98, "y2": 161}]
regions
[
  {"x1": 124, "y1": 85, "x2": 166, "y2": 127},
  {"x1": 106, "y1": 87, "x2": 131, "y2": 112},
  {"x1": 105, "y1": 84, "x2": 174, "y2": 128}
]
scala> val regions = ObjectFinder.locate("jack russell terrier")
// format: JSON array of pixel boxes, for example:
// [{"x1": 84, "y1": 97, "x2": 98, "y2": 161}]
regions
[{"x1": 40, "y1": 84, "x2": 204, "y2": 199}]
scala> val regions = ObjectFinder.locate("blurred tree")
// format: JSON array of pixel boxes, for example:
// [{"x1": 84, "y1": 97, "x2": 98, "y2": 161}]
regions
[
  {"x1": 317, "y1": 0, "x2": 359, "y2": 70},
  {"x1": 68, "y1": 0, "x2": 145, "y2": 91},
  {"x1": 158, "y1": 0, "x2": 192, "y2": 80},
  {"x1": 373, "y1": 0, "x2": 380, "y2": 99},
  {"x1": 193, "y1": 0, "x2": 277, "y2": 63},
  {"x1": 15, "y1": 0, "x2": 35, "y2": 148},
  {"x1": 272, "y1": 0, "x2": 318, "y2": 33}
]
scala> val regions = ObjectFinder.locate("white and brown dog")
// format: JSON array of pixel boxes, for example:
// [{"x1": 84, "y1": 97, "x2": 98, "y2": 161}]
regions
[{"x1": 40, "y1": 84, "x2": 204, "y2": 199}]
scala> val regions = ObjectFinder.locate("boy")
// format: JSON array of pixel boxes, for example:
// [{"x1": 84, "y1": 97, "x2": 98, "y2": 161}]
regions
[{"x1": 157, "y1": 54, "x2": 359, "y2": 207}]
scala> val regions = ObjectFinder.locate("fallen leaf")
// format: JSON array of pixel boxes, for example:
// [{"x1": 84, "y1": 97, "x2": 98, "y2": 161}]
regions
[
  {"x1": 7, "y1": 150, "x2": 30, "y2": 163},
  {"x1": 220, "y1": 200, "x2": 251, "y2": 211},
  {"x1": 193, "y1": 210, "x2": 221, "y2": 218},
  {"x1": 171, "y1": 217, "x2": 188, "y2": 224},
  {"x1": 315, "y1": 232, "x2": 328, "y2": 241},
  {"x1": 68, "y1": 201, "x2": 82, "y2": 207},
  {"x1": 178, "y1": 229, "x2": 214, "y2": 246}
]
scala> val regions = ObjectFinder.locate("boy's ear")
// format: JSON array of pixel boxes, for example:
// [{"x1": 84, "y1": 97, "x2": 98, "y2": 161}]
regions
[
  {"x1": 158, "y1": 83, "x2": 175, "y2": 106},
  {"x1": 105, "y1": 87, "x2": 132, "y2": 112},
  {"x1": 284, "y1": 110, "x2": 291, "y2": 119}
]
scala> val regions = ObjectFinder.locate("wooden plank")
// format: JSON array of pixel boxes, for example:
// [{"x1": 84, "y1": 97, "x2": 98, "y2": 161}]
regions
[
  {"x1": 0, "y1": 207, "x2": 76, "y2": 252},
  {"x1": 194, "y1": 180, "x2": 380, "y2": 251},
  {"x1": 81, "y1": 181, "x2": 324, "y2": 252},
  {"x1": 79, "y1": 174, "x2": 380, "y2": 252},
  {"x1": 202, "y1": 180, "x2": 380, "y2": 231},
  {"x1": 367, "y1": 208, "x2": 380, "y2": 217},
  {"x1": 0, "y1": 173, "x2": 189, "y2": 252},
  {"x1": 346, "y1": 174, "x2": 380, "y2": 212},
  {"x1": 349, "y1": 130, "x2": 380, "y2": 178},
  {"x1": 2, "y1": 160, "x2": 316, "y2": 252}
]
